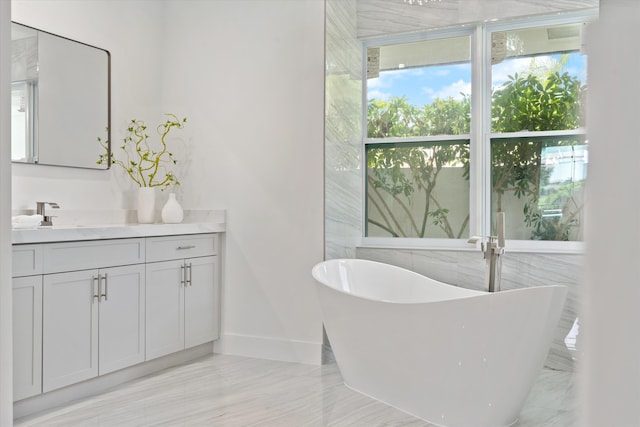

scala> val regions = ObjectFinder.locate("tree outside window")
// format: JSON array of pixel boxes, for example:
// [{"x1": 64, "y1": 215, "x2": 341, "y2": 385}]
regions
[{"x1": 365, "y1": 21, "x2": 587, "y2": 242}]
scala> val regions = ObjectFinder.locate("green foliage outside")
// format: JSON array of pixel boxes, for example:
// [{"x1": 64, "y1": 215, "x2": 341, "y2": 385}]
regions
[{"x1": 367, "y1": 65, "x2": 586, "y2": 241}]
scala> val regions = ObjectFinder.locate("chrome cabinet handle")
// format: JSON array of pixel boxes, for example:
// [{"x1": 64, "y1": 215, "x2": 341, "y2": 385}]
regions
[
  {"x1": 93, "y1": 275, "x2": 100, "y2": 302},
  {"x1": 186, "y1": 263, "x2": 193, "y2": 287},
  {"x1": 101, "y1": 273, "x2": 108, "y2": 301},
  {"x1": 180, "y1": 264, "x2": 186, "y2": 287},
  {"x1": 177, "y1": 245, "x2": 196, "y2": 250}
]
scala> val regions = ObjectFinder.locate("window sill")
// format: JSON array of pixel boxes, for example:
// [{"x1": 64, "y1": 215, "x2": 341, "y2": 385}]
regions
[{"x1": 358, "y1": 237, "x2": 585, "y2": 255}]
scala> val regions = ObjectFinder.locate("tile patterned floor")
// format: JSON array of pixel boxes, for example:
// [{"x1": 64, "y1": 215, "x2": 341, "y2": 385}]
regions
[{"x1": 15, "y1": 354, "x2": 576, "y2": 426}]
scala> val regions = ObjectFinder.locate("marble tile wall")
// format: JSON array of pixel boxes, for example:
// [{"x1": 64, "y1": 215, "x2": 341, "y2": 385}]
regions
[
  {"x1": 325, "y1": 0, "x2": 363, "y2": 261},
  {"x1": 324, "y1": 0, "x2": 598, "y2": 261},
  {"x1": 356, "y1": 0, "x2": 598, "y2": 38},
  {"x1": 357, "y1": 247, "x2": 583, "y2": 372}
]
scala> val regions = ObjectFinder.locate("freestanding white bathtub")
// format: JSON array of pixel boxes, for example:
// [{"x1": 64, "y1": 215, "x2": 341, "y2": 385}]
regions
[{"x1": 312, "y1": 259, "x2": 567, "y2": 427}]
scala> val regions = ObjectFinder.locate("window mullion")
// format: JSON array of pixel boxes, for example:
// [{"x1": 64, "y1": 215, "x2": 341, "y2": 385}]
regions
[
  {"x1": 471, "y1": 23, "x2": 492, "y2": 240},
  {"x1": 482, "y1": 24, "x2": 493, "y2": 240}
]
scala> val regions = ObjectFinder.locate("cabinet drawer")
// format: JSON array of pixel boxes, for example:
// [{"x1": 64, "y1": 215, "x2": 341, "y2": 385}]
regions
[
  {"x1": 43, "y1": 239, "x2": 145, "y2": 274},
  {"x1": 146, "y1": 234, "x2": 217, "y2": 262},
  {"x1": 13, "y1": 245, "x2": 43, "y2": 277}
]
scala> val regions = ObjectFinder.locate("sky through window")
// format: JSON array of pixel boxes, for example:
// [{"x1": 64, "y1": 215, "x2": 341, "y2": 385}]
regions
[{"x1": 367, "y1": 52, "x2": 586, "y2": 107}]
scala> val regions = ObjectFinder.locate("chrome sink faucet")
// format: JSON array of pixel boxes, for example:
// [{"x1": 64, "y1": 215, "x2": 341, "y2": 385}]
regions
[
  {"x1": 36, "y1": 201, "x2": 60, "y2": 226},
  {"x1": 468, "y1": 212, "x2": 506, "y2": 292}
]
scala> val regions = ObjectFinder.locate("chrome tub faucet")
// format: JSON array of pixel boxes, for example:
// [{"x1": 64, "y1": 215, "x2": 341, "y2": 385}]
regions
[{"x1": 468, "y1": 212, "x2": 506, "y2": 292}]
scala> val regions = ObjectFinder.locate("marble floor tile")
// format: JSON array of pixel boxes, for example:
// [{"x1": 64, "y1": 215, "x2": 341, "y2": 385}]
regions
[{"x1": 15, "y1": 354, "x2": 575, "y2": 427}]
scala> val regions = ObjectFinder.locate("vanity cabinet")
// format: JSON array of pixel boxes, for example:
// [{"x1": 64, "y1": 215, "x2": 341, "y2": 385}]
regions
[
  {"x1": 11, "y1": 227, "x2": 223, "y2": 405},
  {"x1": 145, "y1": 234, "x2": 219, "y2": 360},
  {"x1": 40, "y1": 239, "x2": 145, "y2": 393}
]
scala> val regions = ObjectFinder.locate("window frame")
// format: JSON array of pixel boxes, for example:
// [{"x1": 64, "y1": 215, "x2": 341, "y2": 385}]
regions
[{"x1": 360, "y1": 10, "x2": 597, "y2": 254}]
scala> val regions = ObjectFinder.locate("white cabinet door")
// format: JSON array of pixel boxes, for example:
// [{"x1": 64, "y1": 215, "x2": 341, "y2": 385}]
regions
[
  {"x1": 185, "y1": 256, "x2": 218, "y2": 348},
  {"x1": 43, "y1": 270, "x2": 99, "y2": 392},
  {"x1": 98, "y1": 264, "x2": 145, "y2": 375},
  {"x1": 43, "y1": 265, "x2": 146, "y2": 390},
  {"x1": 146, "y1": 259, "x2": 185, "y2": 360},
  {"x1": 146, "y1": 256, "x2": 218, "y2": 360},
  {"x1": 12, "y1": 275, "x2": 43, "y2": 401}
]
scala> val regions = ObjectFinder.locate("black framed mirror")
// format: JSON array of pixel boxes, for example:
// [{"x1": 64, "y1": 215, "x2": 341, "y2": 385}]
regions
[{"x1": 11, "y1": 22, "x2": 110, "y2": 169}]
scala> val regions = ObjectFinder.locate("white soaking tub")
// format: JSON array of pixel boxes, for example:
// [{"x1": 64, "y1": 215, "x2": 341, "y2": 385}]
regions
[{"x1": 312, "y1": 258, "x2": 567, "y2": 427}]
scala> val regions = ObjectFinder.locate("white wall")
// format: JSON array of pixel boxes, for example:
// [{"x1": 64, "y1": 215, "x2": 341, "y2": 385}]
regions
[
  {"x1": 582, "y1": 1, "x2": 640, "y2": 425},
  {"x1": 1, "y1": 1, "x2": 14, "y2": 424},
  {"x1": 161, "y1": 0, "x2": 325, "y2": 363},
  {"x1": 10, "y1": 0, "x2": 325, "y2": 365},
  {"x1": 11, "y1": 0, "x2": 166, "y2": 212}
]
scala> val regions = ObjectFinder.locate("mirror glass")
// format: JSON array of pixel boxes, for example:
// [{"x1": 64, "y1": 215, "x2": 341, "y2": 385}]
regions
[{"x1": 11, "y1": 22, "x2": 110, "y2": 169}]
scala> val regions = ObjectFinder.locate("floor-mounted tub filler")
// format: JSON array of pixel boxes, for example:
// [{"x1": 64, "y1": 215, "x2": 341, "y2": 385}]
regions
[{"x1": 312, "y1": 259, "x2": 567, "y2": 427}]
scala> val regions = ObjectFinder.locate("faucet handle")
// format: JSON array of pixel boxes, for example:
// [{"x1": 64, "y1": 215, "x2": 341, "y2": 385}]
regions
[
  {"x1": 35, "y1": 202, "x2": 60, "y2": 226},
  {"x1": 41, "y1": 215, "x2": 57, "y2": 226},
  {"x1": 467, "y1": 236, "x2": 490, "y2": 260}
]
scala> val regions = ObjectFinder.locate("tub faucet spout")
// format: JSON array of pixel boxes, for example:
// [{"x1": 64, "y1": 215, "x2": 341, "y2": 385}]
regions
[
  {"x1": 468, "y1": 212, "x2": 506, "y2": 292},
  {"x1": 485, "y1": 236, "x2": 504, "y2": 292}
]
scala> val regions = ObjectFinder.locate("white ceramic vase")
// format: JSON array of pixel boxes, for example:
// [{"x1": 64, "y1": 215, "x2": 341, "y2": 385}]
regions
[
  {"x1": 161, "y1": 192, "x2": 184, "y2": 224},
  {"x1": 137, "y1": 187, "x2": 156, "y2": 224}
]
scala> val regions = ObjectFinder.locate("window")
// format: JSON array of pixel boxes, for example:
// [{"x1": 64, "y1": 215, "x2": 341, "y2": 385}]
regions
[
  {"x1": 489, "y1": 23, "x2": 587, "y2": 242},
  {"x1": 365, "y1": 34, "x2": 472, "y2": 239},
  {"x1": 363, "y1": 15, "x2": 591, "y2": 247}
]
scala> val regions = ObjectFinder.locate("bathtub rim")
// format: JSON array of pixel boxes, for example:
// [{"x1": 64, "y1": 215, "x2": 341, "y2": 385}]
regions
[{"x1": 312, "y1": 258, "x2": 567, "y2": 305}]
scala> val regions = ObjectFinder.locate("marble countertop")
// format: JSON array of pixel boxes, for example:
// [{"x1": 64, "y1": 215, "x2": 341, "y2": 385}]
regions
[{"x1": 12, "y1": 222, "x2": 226, "y2": 245}]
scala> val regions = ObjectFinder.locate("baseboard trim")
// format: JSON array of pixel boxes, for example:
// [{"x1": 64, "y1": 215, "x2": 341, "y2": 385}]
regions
[
  {"x1": 214, "y1": 332, "x2": 321, "y2": 365},
  {"x1": 14, "y1": 342, "x2": 214, "y2": 420}
]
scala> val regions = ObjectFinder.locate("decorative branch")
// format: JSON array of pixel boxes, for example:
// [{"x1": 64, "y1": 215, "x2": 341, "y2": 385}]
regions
[{"x1": 98, "y1": 114, "x2": 187, "y2": 190}]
